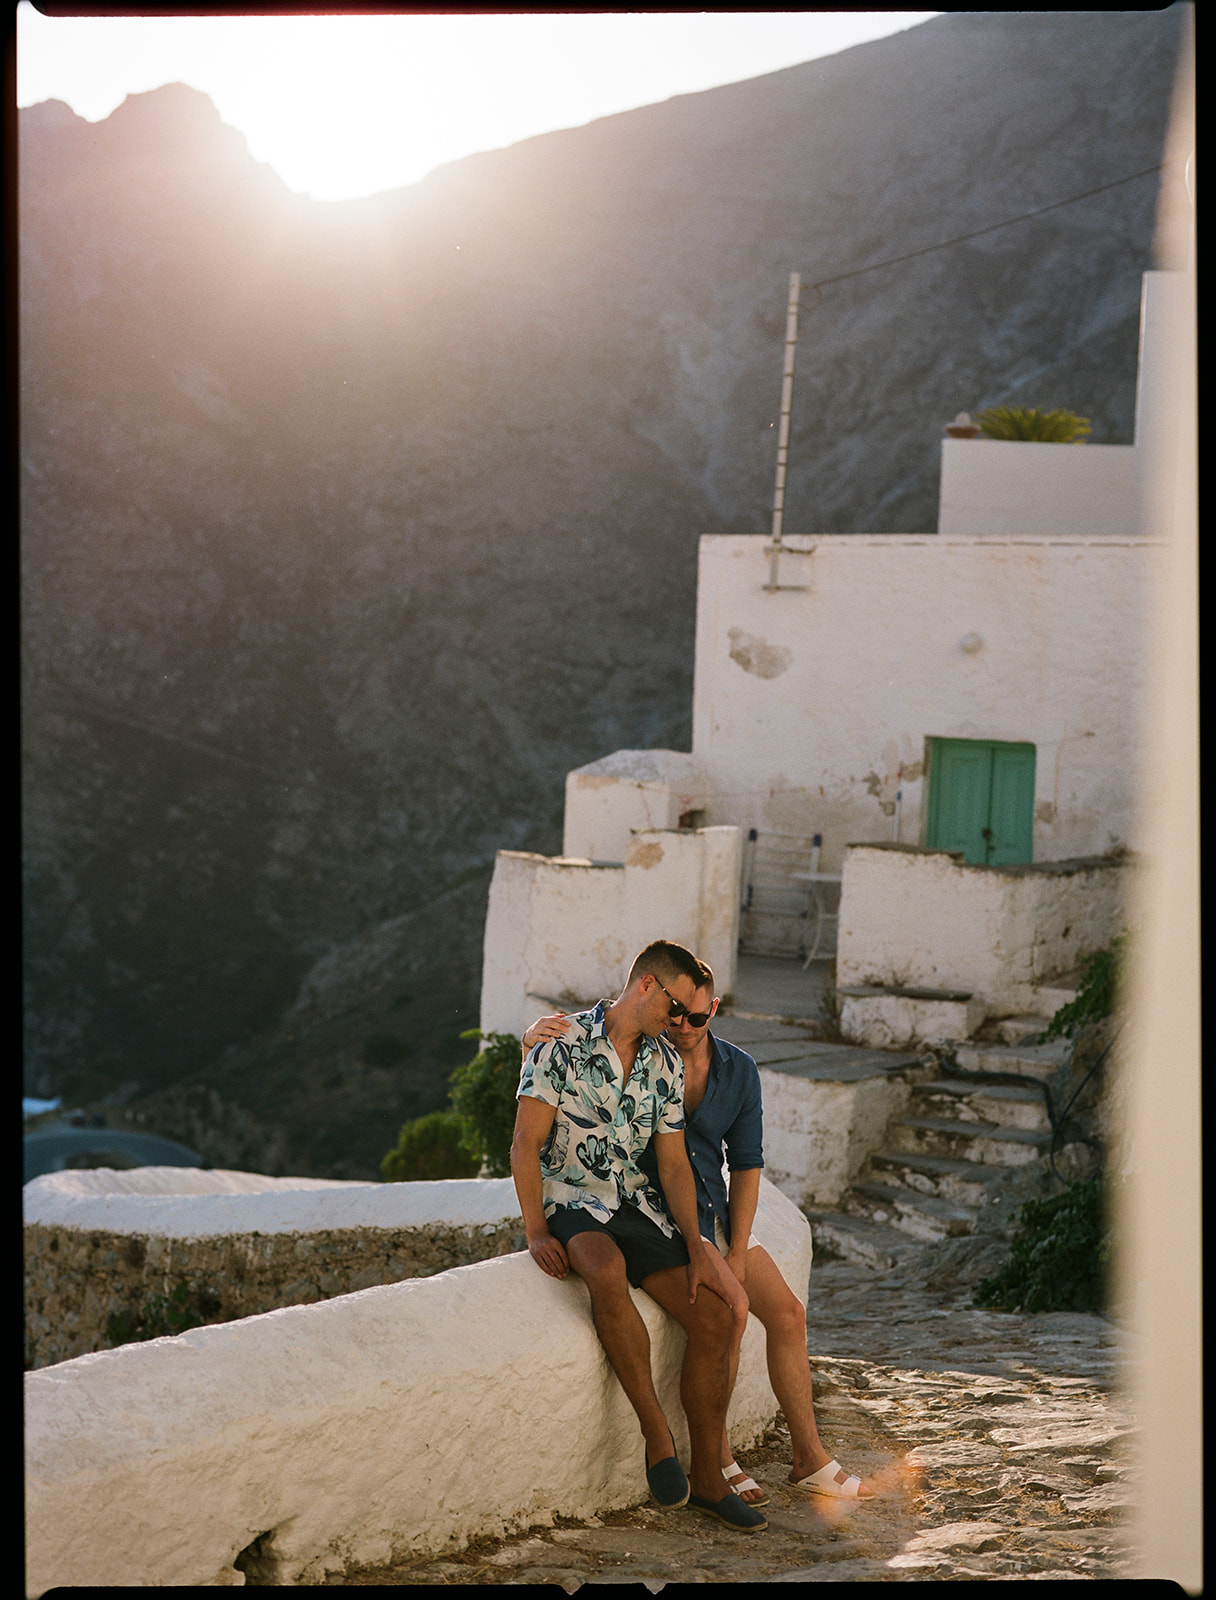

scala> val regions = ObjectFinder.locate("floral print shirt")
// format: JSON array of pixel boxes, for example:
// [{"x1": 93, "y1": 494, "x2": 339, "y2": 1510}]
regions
[{"x1": 517, "y1": 1001, "x2": 687, "y2": 1235}]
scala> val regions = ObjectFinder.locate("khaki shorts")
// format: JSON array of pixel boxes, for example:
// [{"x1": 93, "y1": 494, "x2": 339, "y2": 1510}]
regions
[{"x1": 712, "y1": 1217, "x2": 759, "y2": 1254}]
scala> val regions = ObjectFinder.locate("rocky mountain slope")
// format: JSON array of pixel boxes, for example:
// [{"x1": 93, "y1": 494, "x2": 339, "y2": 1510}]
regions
[{"x1": 20, "y1": 9, "x2": 1184, "y2": 1177}]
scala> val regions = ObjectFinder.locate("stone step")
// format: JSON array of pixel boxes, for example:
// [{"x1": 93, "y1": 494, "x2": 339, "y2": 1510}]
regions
[
  {"x1": 868, "y1": 1148, "x2": 1011, "y2": 1209},
  {"x1": 1029, "y1": 979, "x2": 1080, "y2": 1017},
  {"x1": 803, "y1": 1208, "x2": 924, "y2": 1271},
  {"x1": 845, "y1": 1179, "x2": 977, "y2": 1242},
  {"x1": 913, "y1": 1079, "x2": 1053, "y2": 1132},
  {"x1": 887, "y1": 1113, "x2": 1053, "y2": 1168},
  {"x1": 984, "y1": 1014, "x2": 1055, "y2": 1045},
  {"x1": 838, "y1": 985, "x2": 986, "y2": 1048},
  {"x1": 952, "y1": 1037, "x2": 1072, "y2": 1085}
]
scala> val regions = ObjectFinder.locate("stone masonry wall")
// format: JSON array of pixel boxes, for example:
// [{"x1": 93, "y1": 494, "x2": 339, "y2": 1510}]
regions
[{"x1": 24, "y1": 1218, "x2": 525, "y2": 1370}]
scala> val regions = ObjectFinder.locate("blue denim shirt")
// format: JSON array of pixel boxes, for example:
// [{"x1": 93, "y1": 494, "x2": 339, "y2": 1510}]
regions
[{"x1": 639, "y1": 1031, "x2": 764, "y2": 1245}]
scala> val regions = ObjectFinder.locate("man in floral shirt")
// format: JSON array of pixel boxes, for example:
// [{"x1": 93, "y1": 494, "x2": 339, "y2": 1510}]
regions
[{"x1": 511, "y1": 939, "x2": 767, "y2": 1533}]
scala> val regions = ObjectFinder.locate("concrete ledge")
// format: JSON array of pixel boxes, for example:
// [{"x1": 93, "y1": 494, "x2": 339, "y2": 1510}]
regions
[
  {"x1": 839, "y1": 988, "x2": 988, "y2": 1048},
  {"x1": 24, "y1": 1174, "x2": 810, "y2": 1591},
  {"x1": 756, "y1": 1050, "x2": 930, "y2": 1208},
  {"x1": 23, "y1": 1166, "x2": 523, "y2": 1235},
  {"x1": 937, "y1": 437, "x2": 1138, "y2": 541},
  {"x1": 837, "y1": 845, "x2": 1132, "y2": 1025}
]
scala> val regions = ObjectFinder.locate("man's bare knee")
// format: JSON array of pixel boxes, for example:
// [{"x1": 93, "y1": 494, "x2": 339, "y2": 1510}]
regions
[
  {"x1": 567, "y1": 1237, "x2": 633, "y2": 1305},
  {"x1": 686, "y1": 1287, "x2": 735, "y2": 1346},
  {"x1": 731, "y1": 1295, "x2": 750, "y2": 1344},
  {"x1": 760, "y1": 1283, "x2": 807, "y2": 1344}
]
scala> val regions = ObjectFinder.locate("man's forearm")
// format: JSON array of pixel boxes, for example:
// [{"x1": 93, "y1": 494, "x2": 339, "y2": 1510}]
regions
[
  {"x1": 505, "y1": 1120, "x2": 553, "y2": 1241},
  {"x1": 510, "y1": 1126, "x2": 571, "y2": 1279},
  {"x1": 727, "y1": 1167, "x2": 762, "y2": 1249},
  {"x1": 510, "y1": 1142, "x2": 551, "y2": 1240},
  {"x1": 654, "y1": 1140, "x2": 711, "y2": 1255}
]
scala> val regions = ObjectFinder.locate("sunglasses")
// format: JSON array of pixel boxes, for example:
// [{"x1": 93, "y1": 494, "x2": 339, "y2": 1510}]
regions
[{"x1": 650, "y1": 976, "x2": 714, "y2": 1030}]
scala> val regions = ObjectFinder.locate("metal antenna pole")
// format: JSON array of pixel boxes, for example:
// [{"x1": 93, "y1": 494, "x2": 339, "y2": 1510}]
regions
[{"x1": 768, "y1": 271, "x2": 801, "y2": 589}]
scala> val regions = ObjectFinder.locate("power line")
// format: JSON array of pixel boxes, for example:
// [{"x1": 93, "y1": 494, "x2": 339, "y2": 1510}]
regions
[
  {"x1": 803, "y1": 161, "x2": 1169, "y2": 299},
  {"x1": 761, "y1": 158, "x2": 1173, "y2": 568},
  {"x1": 39, "y1": 677, "x2": 348, "y2": 797}
]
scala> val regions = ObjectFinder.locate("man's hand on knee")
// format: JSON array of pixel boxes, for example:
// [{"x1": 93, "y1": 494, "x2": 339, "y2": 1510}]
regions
[
  {"x1": 685, "y1": 1240, "x2": 729, "y2": 1307},
  {"x1": 527, "y1": 1229, "x2": 570, "y2": 1279}
]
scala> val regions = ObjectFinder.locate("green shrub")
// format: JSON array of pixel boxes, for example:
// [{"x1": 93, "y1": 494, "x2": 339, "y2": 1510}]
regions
[
  {"x1": 975, "y1": 405, "x2": 1092, "y2": 442},
  {"x1": 380, "y1": 1108, "x2": 481, "y2": 1182},
  {"x1": 1041, "y1": 933, "x2": 1127, "y2": 1041},
  {"x1": 816, "y1": 976, "x2": 842, "y2": 1041},
  {"x1": 449, "y1": 1030, "x2": 524, "y2": 1178},
  {"x1": 973, "y1": 1176, "x2": 1108, "y2": 1313},
  {"x1": 105, "y1": 1281, "x2": 203, "y2": 1348},
  {"x1": 379, "y1": 1030, "x2": 524, "y2": 1182}
]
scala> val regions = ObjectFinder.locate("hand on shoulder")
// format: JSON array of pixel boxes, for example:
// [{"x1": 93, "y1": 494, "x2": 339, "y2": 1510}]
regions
[{"x1": 523, "y1": 1012, "x2": 572, "y2": 1052}]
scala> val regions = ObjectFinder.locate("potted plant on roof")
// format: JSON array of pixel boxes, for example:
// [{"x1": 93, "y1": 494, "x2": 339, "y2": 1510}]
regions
[{"x1": 974, "y1": 405, "x2": 1092, "y2": 442}]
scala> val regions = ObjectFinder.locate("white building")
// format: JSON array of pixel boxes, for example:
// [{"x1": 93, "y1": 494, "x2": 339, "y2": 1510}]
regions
[{"x1": 481, "y1": 272, "x2": 1177, "y2": 1042}]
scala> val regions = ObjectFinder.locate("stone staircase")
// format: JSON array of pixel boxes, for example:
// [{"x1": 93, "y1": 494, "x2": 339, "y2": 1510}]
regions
[{"x1": 806, "y1": 1025, "x2": 1080, "y2": 1271}]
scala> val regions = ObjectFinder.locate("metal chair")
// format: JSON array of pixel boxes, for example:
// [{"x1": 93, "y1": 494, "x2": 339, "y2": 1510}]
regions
[{"x1": 739, "y1": 830, "x2": 838, "y2": 962}]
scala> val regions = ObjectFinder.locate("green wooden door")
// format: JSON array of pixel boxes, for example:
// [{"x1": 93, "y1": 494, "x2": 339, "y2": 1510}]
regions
[{"x1": 925, "y1": 738, "x2": 1036, "y2": 864}]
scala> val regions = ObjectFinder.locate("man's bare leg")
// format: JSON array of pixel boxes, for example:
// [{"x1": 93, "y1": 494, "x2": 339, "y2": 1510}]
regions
[
  {"x1": 637, "y1": 1263, "x2": 737, "y2": 1503},
  {"x1": 693, "y1": 1238, "x2": 764, "y2": 1500},
  {"x1": 564, "y1": 1233, "x2": 677, "y2": 1470},
  {"x1": 742, "y1": 1244, "x2": 871, "y2": 1493}
]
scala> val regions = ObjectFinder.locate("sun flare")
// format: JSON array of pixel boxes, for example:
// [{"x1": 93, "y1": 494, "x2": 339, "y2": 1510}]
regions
[{"x1": 17, "y1": 7, "x2": 938, "y2": 202}]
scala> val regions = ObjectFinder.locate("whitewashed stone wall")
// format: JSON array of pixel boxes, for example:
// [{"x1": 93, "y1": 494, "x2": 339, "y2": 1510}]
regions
[
  {"x1": 480, "y1": 825, "x2": 742, "y2": 1036},
  {"x1": 23, "y1": 1168, "x2": 525, "y2": 1369},
  {"x1": 759, "y1": 1065, "x2": 927, "y2": 1208},
  {"x1": 937, "y1": 438, "x2": 1138, "y2": 540},
  {"x1": 563, "y1": 748, "x2": 707, "y2": 861},
  {"x1": 689, "y1": 533, "x2": 1157, "y2": 873},
  {"x1": 835, "y1": 844, "x2": 1133, "y2": 1018},
  {"x1": 24, "y1": 1169, "x2": 809, "y2": 1592}
]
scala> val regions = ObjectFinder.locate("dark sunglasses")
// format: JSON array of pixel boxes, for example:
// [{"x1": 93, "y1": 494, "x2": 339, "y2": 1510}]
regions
[
  {"x1": 678, "y1": 1008, "x2": 714, "y2": 1029},
  {"x1": 650, "y1": 975, "x2": 713, "y2": 1029}
]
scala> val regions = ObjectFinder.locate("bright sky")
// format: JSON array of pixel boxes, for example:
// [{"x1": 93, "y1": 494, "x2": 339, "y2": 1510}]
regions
[{"x1": 16, "y1": 7, "x2": 938, "y2": 202}]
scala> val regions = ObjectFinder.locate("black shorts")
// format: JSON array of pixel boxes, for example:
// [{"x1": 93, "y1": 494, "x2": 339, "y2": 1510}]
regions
[{"x1": 547, "y1": 1202, "x2": 690, "y2": 1287}]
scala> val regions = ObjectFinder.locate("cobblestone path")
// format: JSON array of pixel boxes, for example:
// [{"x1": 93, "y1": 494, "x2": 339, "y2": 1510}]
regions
[{"x1": 336, "y1": 1248, "x2": 1136, "y2": 1586}]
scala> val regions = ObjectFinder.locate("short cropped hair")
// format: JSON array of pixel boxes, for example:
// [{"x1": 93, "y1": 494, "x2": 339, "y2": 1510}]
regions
[
  {"x1": 694, "y1": 958, "x2": 715, "y2": 997},
  {"x1": 628, "y1": 940, "x2": 704, "y2": 991}
]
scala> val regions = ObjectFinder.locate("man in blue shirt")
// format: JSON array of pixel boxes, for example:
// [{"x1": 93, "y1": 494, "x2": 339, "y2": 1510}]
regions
[{"x1": 523, "y1": 956, "x2": 870, "y2": 1504}]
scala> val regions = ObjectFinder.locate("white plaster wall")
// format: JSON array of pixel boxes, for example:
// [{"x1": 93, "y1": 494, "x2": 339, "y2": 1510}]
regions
[
  {"x1": 758, "y1": 1070, "x2": 917, "y2": 1208},
  {"x1": 836, "y1": 845, "x2": 1132, "y2": 1014},
  {"x1": 480, "y1": 851, "x2": 627, "y2": 1034},
  {"x1": 481, "y1": 827, "x2": 742, "y2": 1037},
  {"x1": 563, "y1": 749, "x2": 706, "y2": 861},
  {"x1": 23, "y1": 1166, "x2": 521, "y2": 1238},
  {"x1": 623, "y1": 826, "x2": 741, "y2": 1001},
  {"x1": 938, "y1": 439, "x2": 1138, "y2": 540},
  {"x1": 691, "y1": 535, "x2": 1156, "y2": 871},
  {"x1": 694, "y1": 826, "x2": 743, "y2": 996},
  {"x1": 24, "y1": 1172, "x2": 809, "y2": 1593}
]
